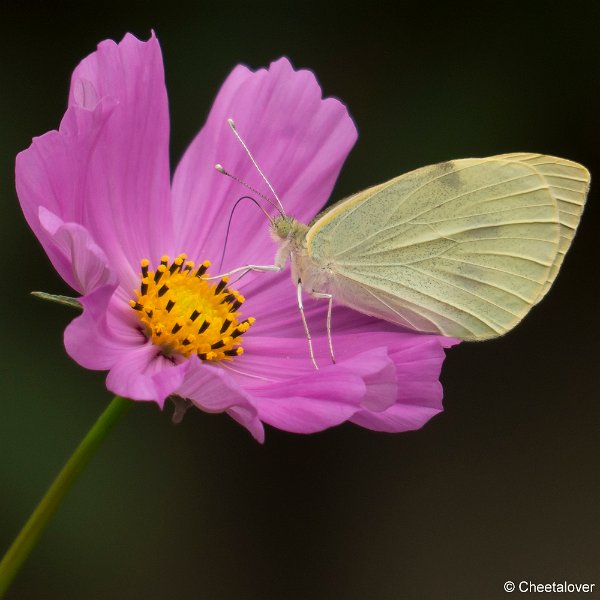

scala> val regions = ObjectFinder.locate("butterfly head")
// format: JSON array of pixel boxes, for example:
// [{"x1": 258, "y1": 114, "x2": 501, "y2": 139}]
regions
[{"x1": 271, "y1": 215, "x2": 307, "y2": 242}]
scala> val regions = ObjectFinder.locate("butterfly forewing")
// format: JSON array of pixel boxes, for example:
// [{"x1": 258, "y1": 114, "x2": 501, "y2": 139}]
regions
[{"x1": 306, "y1": 154, "x2": 589, "y2": 340}]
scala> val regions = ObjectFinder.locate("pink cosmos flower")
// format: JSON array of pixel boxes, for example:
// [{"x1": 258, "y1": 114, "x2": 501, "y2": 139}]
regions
[{"x1": 16, "y1": 33, "x2": 457, "y2": 442}]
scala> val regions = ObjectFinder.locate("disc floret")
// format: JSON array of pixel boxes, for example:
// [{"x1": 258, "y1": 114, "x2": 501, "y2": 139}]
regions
[{"x1": 130, "y1": 254, "x2": 254, "y2": 361}]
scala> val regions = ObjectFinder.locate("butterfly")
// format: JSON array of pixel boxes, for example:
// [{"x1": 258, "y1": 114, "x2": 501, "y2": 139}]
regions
[{"x1": 217, "y1": 121, "x2": 590, "y2": 367}]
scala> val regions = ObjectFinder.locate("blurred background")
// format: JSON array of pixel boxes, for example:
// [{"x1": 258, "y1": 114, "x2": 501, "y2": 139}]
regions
[{"x1": 1, "y1": 2, "x2": 599, "y2": 599}]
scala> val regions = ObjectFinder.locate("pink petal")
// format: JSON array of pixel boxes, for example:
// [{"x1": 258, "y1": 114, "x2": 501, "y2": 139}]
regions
[
  {"x1": 238, "y1": 272, "x2": 319, "y2": 339},
  {"x1": 171, "y1": 57, "x2": 357, "y2": 274},
  {"x1": 106, "y1": 345, "x2": 190, "y2": 407},
  {"x1": 250, "y1": 368, "x2": 366, "y2": 434},
  {"x1": 176, "y1": 360, "x2": 255, "y2": 412},
  {"x1": 16, "y1": 33, "x2": 172, "y2": 292},
  {"x1": 359, "y1": 348, "x2": 398, "y2": 411},
  {"x1": 350, "y1": 334, "x2": 456, "y2": 432},
  {"x1": 236, "y1": 335, "x2": 395, "y2": 405},
  {"x1": 175, "y1": 360, "x2": 265, "y2": 442},
  {"x1": 38, "y1": 208, "x2": 117, "y2": 294},
  {"x1": 350, "y1": 404, "x2": 443, "y2": 432},
  {"x1": 238, "y1": 270, "x2": 389, "y2": 343},
  {"x1": 236, "y1": 307, "x2": 455, "y2": 434},
  {"x1": 244, "y1": 347, "x2": 397, "y2": 434},
  {"x1": 65, "y1": 282, "x2": 187, "y2": 406},
  {"x1": 230, "y1": 335, "x2": 335, "y2": 384},
  {"x1": 64, "y1": 284, "x2": 141, "y2": 370},
  {"x1": 226, "y1": 405, "x2": 265, "y2": 444},
  {"x1": 16, "y1": 97, "x2": 124, "y2": 285}
]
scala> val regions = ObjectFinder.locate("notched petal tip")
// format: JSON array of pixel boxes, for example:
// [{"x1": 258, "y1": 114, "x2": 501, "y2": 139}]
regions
[{"x1": 268, "y1": 55, "x2": 295, "y2": 72}]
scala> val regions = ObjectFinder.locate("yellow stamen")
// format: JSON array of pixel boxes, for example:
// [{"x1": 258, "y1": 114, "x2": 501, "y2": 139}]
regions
[{"x1": 130, "y1": 254, "x2": 254, "y2": 361}]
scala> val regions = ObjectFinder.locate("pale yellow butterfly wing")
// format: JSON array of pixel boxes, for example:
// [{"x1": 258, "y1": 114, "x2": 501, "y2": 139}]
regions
[
  {"x1": 494, "y1": 153, "x2": 589, "y2": 300},
  {"x1": 305, "y1": 154, "x2": 589, "y2": 340}
]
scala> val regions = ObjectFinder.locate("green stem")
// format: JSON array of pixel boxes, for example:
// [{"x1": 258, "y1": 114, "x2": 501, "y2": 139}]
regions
[{"x1": 0, "y1": 395, "x2": 131, "y2": 597}]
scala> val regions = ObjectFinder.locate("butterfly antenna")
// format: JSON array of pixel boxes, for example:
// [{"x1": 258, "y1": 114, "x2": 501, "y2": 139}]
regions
[
  {"x1": 226, "y1": 118, "x2": 287, "y2": 215},
  {"x1": 214, "y1": 164, "x2": 283, "y2": 216},
  {"x1": 219, "y1": 195, "x2": 273, "y2": 270}
]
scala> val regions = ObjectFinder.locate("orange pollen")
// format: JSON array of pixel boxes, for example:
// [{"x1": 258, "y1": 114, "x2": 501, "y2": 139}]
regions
[{"x1": 130, "y1": 254, "x2": 254, "y2": 361}]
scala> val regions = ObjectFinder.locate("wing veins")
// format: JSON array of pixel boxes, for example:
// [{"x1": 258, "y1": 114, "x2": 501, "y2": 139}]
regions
[
  {"x1": 411, "y1": 201, "x2": 555, "y2": 226},
  {"x1": 557, "y1": 220, "x2": 576, "y2": 231},
  {"x1": 327, "y1": 159, "x2": 529, "y2": 241},
  {"x1": 359, "y1": 270, "x2": 504, "y2": 333},
  {"x1": 453, "y1": 250, "x2": 552, "y2": 266},
  {"x1": 336, "y1": 209, "x2": 554, "y2": 261},
  {"x1": 360, "y1": 285, "x2": 423, "y2": 331},
  {"x1": 406, "y1": 171, "x2": 546, "y2": 224},
  {"x1": 414, "y1": 255, "x2": 542, "y2": 288},
  {"x1": 518, "y1": 164, "x2": 588, "y2": 181},
  {"x1": 405, "y1": 265, "x2": 522, "y2": 319},
  {"x1": 332, "y1": 170, "x2": 550, "y2": 259},
  {"x1": 549, "y1": 184, "x2": 588, "y2": 195},
  {"x1": 337, "y1": 258, "x2": 543, "y2": 295},
  {"x1": 414, "y1": 262, "x2": 535, "y2": 303},
  {"x1": 348, "y1": 232, "x2": 557, "y2": 261}
]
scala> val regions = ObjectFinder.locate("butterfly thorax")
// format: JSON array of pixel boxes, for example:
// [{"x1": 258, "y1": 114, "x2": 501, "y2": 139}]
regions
[
  {"x1": 271, "y1": 214, "x2": 309, "y2": 267},
  {"x1": 271, "y1": 215, "x2": 334, "y2": 293}
]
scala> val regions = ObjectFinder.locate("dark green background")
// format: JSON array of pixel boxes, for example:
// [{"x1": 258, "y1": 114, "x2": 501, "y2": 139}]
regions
[{"x1": 1, "y1": 2, "x2": 598, "y2": 599}]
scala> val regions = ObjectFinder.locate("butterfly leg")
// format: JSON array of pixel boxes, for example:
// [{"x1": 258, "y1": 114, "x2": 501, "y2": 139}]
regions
[
  {"x1": 311, "y1": 291, "x2": 335, "y2": 364},
  {"x1": 297, "y1": 278, "x2": 319, "y2": 370},
  {"x1": 206, "y1": 264, "x2": 282, "y2": 285}
]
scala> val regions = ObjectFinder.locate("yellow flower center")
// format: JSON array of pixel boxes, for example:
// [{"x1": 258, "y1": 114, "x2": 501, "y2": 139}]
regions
[{"x1": 130, "y1": 254, "x2": 254, "y2": 361}]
